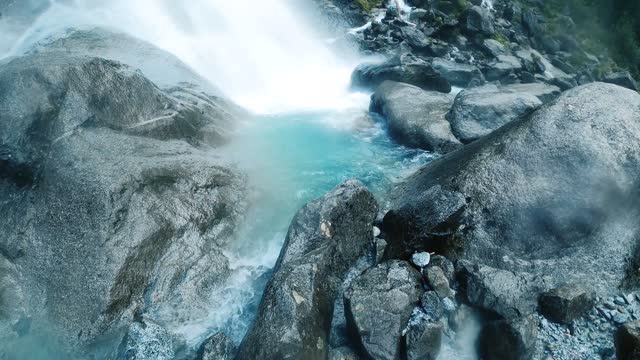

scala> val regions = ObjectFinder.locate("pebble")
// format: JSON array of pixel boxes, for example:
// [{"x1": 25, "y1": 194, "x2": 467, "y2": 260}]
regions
[
  {"x1": 442, "y1": 297, "x2": 456, "y2": 312},
  {"x1": 411, "y1": 252, "x2": 431, "y2": 268},
  {"x1": 372, "y1": 226, "x2": 381, "y2": 238},
  {"x1": 604, "y1": 301, "x2": 617, "y2": 310},
  {"x1": 612, "y1": 312, "x2": 629, "y2": 324}
]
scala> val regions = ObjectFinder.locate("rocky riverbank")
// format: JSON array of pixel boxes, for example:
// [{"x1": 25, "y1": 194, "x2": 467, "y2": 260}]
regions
[
  {"x1": 232, "y1": 1, "x2": 640, "y2": 360},
  {"x1": 2, "y1": 0, "x2": 640, "y2": 359}
]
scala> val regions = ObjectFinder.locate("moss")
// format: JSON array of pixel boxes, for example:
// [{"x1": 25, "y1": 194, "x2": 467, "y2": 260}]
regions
[
  {"x1": 354, "y1": 0, "x2": 383, "y2": 12},
  {"x1": 492, "y1": 32, "x2": 510, "y2": 46}
]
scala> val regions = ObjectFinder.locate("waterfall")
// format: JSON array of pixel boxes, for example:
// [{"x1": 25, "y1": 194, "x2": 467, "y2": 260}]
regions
[{"x1": 5, "y1": 0, "x2": 367, "y2": 114}]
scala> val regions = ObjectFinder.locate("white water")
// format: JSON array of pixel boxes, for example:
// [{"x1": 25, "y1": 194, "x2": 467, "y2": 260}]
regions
[{"x1": 4, "y1": 0, "x2": 368, "y2": 114}]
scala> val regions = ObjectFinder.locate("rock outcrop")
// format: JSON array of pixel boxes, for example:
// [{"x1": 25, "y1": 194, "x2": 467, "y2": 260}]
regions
[
  {"x1": 385, "y1": 83, "x2": 640, "y2": 296},
  {"x1": 116, "y1": 319, "x2": 175, "y2": 360},
  {"x1": 344, "y1": 260, "x2": 423, "y2": 360},
  {"x1": 196, "y1": 332, "x2": 236, "y2": 360},
  {"x1": 603, "y1": 71, "x2": 639, "y2": 92},
  {"x1": 370, "y1": 81, "x2": 461, "y2": 153},
  {"x1": 352, "y1": 53, "x2": 451, "y2": 93},
  {"x1": 616, "y1": 320, "x2": 640, "y2": 360},
  {"x1": 538, "y1": 284, "x2": 595, "y2": 324},
  {"x1": 237, "y1": 180, "x2": 378, "y2": 360},
  {"x1": 477, "y1": 315, "x2": 538, "y2": 360},
  {"x1": 447, "y1": 83, "x2": 560, "y2": 143},
  {"x1": 0, "y1": 31, "x2": 247, "y2": 355}
]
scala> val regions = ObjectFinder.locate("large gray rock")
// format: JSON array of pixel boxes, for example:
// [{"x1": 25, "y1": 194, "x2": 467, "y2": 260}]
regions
[
  {"x1": 0, "y1": 48, "x2": 247, "y2": 354},
  {"x1": 344, "y1": 260, "x2": 423, "y2": 360},
  {"x1": 431, "y1": 58, "x2": 484, "y2": 87},
  {"x1": 370, "y1": 81, "x2": 461, "y2": 153},
  {"x1": 460, "y1": 264, "x2": 553, "y2": 319},
  {"x1": 447, "y1": 83, "x2": 560, "y2": 143},
  {"x1": 515, "y1": 49, "x2": 572, "y2": 82},
  {"x1": 463, "y1": 5, "x2": 495, "y2": 36},
  {"x1": 538, "y1": 284, "x2": 595, "y2": 324},
  {"x1": 603, "y1": 71, "x2": 638, "y2": 92},
  {"x1": 404, "y1": 320, "x2": 443, "y2": 360},
  {"x1": 196, "y1": 332, "x2": 235, "y2": 360},
  {"x1": 385, "y1": 83, "x2": 640, "y2": 296},
  {"x1": 237, "y1": 180, "x2": 378, "y2": 360},
  {"x1": 477, "y1": 315, "x2": 538, "y2": 360},
  {"x1": 352, "y1": 53, "x2": 452, "y2": 93},
  {"x1": 484, "y1": 55, "x2": 523, "y2": 81},
  {"x1": 616, "y1": 320, "x2": 640, "y2": 360},
  {"x1": 116, "y1": 319, "x2": 175, "y2": 360},
  {"x1": 483, "y1": 39, "x2": 508, "y2": 58}
]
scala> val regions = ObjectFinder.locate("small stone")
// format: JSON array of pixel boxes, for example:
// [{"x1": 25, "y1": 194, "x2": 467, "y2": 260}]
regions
[
  {"x1": 625, "y1": 294, "x2": 635, "y2": 305},
  {"x1": 428, "y1": 256, "x2": 455, "y2": 282},
  {"x1": 614, "y1": 312, "x2": 631, "y2": 325},
  {"x1": 345, "y1": 260, "x2": 423, "y2": 360},
  {"x1": 373, "y1": 238, "x2": 387, "y2": 264},
  {"x1": 373, "y1": 226, "x2": 381, "y2": 238},
  {"x1": 615, "y1": 296, "x2": 627, "y2": 306},
  {"x1": 421, "y1": 291, "x2": 444, "y2": 320},
  {"x1": 411, "y1": 252, "x2": 431, "y2": 268},
  {"x1": 424, "y1": 266, "x2": 454, "y2": 299},
  {"x1": 442, "y1": 297, "x2": 456, "y2": 313},
  {"x1": 604, "y1": 301, "x2": 617, "y2": 310}
]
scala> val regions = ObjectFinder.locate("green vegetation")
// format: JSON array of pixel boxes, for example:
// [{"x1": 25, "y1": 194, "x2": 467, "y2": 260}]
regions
[
  {"x1": 354, "y1": 0, "x2": 383, "y2": 12},
  {"x1": 492, "y1": 32, "x2": 509, "y2": 46},
  {"x1": 540, "y1": 0, "x2": 640, "y2": 77}
]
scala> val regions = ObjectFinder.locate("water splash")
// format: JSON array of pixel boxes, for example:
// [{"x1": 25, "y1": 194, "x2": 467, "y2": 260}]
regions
[{"x1": 4, "y1": 0, "x2": 367, "y2": 114}]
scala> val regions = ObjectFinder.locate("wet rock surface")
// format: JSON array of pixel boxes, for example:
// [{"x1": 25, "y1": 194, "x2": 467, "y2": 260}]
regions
[
  {"x1": 344, "y1": 260, "x2": 422, "y2": 360},
  {"x1": 603, "y1": 71, "x2": 639, "y2": 92},
  {"x1": 237, "y1": 180, "x2": 378, "y2": 360},
  {"x1": 616, "y1": 320, "x2": 640, "y2": 360},
  {"x1": 116, "y1": 319, "x2": 175, "y2": 360},
  {"x1": 461, "y1": 264, "x2": 553, "y2": 320},
  {"x1": 388, "y1": 83, "x2": 640, "y2": 297},
  {"x1": 196, "y1": 332, "x2": 235, "y2": 360},
  {"x1": 478, "y1": 315, "x2": 538, "y2": 360},
  {"x1": 448, "y1": 83, "x2": 560, "y2": 143},
  {"x1": 0, "y1": 31, "x2": 247, "y2": 354},
  {"x1": 352, "y1": 53, "x2": 451, "y2": 93},
  {"x1": 539, "y1": 284, "x2": 595, "y2": 325},
  {"x1": 404, "y1": 320, "x2": 443, "y2": 360},
  {"x1": 370, "y1": 80, "x2": 460, "y2": 153}
]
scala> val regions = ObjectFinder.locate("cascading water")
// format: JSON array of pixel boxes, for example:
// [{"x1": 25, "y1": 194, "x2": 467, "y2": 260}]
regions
[
  {"x1": 5, "y1": 0, "x2": 368, "y2": 114},
  {"x1": 3, "y1": 0, "x2": 436, "y2": 356}
]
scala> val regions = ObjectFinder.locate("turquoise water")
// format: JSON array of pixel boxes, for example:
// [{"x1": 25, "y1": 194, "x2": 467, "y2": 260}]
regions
[{"x1": 173, "y1": 109, "x2": 436, "y2": 345}]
